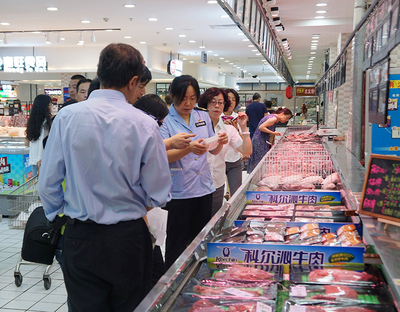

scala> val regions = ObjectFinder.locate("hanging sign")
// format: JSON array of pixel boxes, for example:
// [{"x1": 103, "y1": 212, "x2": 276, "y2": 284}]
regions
[
  {"x1": 0, "y1": 56, "x2": 47, "y2": 73},
  {"x1": 296, "y1": 87, "x2": 316, "y2": 97}
]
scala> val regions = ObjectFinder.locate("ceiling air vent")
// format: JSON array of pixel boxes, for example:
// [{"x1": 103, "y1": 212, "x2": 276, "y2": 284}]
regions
[{"x1": 209, "y1": 24, "x2": 237, "y2": 29}]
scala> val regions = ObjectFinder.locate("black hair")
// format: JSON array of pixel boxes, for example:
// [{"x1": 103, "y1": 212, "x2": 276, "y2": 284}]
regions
[
  {"x1": 26, "y1": 94, "x2": 52, "y2": 142},
  {"x1": 133, "y1": 94, "x2": 168, "y2": 126},
  {"x1": 198, "y1": 87, "x2": 230, "y2": 112},
  {"x1": 14, "y1": 99, "x2": 22, "y2": 112},
  {"x1": 76, "y1": 78, "x2": 93, "y2": 93},
  {"x1": 164, "y1": 95, "x2": 173, "y2": 105},
  {"x1": 97, "y1": 43, "x2": 145, "y2": 89},
  {"x1": 275, "y1": 107, "x2": 292, "y2": 116},
  {"x1": 264, "y1": 100, "x2": 273, "y2": 109},
  {"x1": 139, "y1": 66, "x2": 152, "y2": 84},
  {"x1": 70, "y1": 74, "x2": 86, "y2": 81},
  {"x1": 253, "y1": 92, "x2": 261, "y2": 101},
  {"x1": 225, "y1": 88, "x2": 240, "y2": 107},
  {"x1": 169, "y1": 75, "x2": 200, "y2": 106},
  {"x1": 87, "y1": 77, "x2": 101, "y2": 97}
]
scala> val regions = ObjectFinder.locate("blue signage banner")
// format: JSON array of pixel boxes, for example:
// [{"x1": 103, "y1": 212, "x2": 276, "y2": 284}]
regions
[{"x1": 246, "y1": 191, "x2": 341, "y2": 205}]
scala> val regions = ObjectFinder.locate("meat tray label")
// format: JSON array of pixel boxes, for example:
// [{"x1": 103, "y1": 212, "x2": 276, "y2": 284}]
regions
[
  {"x1": 246, "y1": 191, "x2": 341, "y2": 205},
  {"x1": 256, "y1": 302, "x2": 272, "y2": 312}
]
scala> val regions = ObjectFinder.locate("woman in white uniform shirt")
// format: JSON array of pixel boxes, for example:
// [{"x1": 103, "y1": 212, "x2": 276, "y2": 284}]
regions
[
  {"x1": 222, "y1": 88, "x2": 243, "y2": 197},
  {"x1": 198, "y1": 88, "x2": 252, "y2": 215}
]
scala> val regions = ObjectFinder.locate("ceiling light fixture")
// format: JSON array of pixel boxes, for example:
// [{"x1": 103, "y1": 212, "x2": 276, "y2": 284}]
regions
[
  {"x1": 316, "y1": 10, "x2": 327, "y2": 13},
  {"x1": 310, "y1": 52, "x2": 316, "y2": 54},
  {"x1": 273, "y1": 17, "x2": 281, "y2": 25},
  {"x1": 148, "y1": 18, "x2": 158, "y2": 21},
  {"x1": 220, "y1": 15, "x2": 229, "y2": 18},
  {"x1": 275, "y1": 23, "x2": 284, "y2": 32},
  {"x1": 237, "y1": 32, "x2": 244, "y2": 36},
  {"x1": 248, "y1": 44, "x2": 254, "y2": 47},
  {"x1": 229, "y1": 63, "x2": 233, "y2": 65},
  {"x1": 0, "y1": 22, "x2": 10, "y2": 26},
  {"x1": 220, "y1": 57, "x2": 225, "y2": 59},
  {"x1": 271, "y1": 7, "x2": 279, "y2": 17},
  {"x1": 256, "y1": 53, "x2": 261, "y2": 55},
  {"x1": 214, "y1": 54, "x2": 219, "y2": 56},
  {"x1": 47, "y1": 7, "x2": 58, "y2": 11},
  {"x1": 225, "y1": 60, "x2": 229, "y2": 62},
  {"x1": 45, "y1": 33, "x2": 51, "y2": 44},
  {"x1": 207, "y1": 0, "x2": 218, "y2": 3},
  {"x1": 165, "y1": 27, "x2": 173, "y2": 30},
  {"x1": 312, "y1": 40, "x2": 319, "y2": 42},
  {"x1": 140, "y1": 41, "x2": 146, "y2": 44},
  {"x1": 252, "y1": 49, "x2": 257, "y2": 52},
  {"x1": 105, "y1": 29, "x2": 113, "y2": 32},
  {"x1": 124, "y1": 36, "x2": 132, "y2": 39},
  {"x1": 189, "y1": 40, "x2": 195, "y2": 43},
  {"x1": 79, "y1": 32, "x2": 84, "y2": 43},
  {"x1": 179, "y1": 34, "x2": 186, "y2": 37},
  {"x1": 81, "y1": 20, "x2": 90, "y2": 23},
  {"x1": 315, "y1": 16, "x2": 325, "y2": 19},
  {"x1": 242, "y1": 38, "x2": 249, "y2": 41},
  {"x1": 199, "y1": 41, "x2": 205, "y2": 49},
  {"x1": 124, "y1": 4, "x2": 136, "y2": 8},
  {"x1": 190, "y1": 60, "x2": 194, "y2": 63},
  {"x1": 91, "y1": 31, "x2": 96, "y2": 43},
  {"x1": 316, "y1": 3, "x2": 328, "y2": 6},
  {"x1": 182, "y1": 58, "x2": 187, "y2": 60}
]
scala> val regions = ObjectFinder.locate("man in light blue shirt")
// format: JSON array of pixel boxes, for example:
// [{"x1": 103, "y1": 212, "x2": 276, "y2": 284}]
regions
[{"x1": 38, "y1": 43, "x2": 172, "y2": 312}]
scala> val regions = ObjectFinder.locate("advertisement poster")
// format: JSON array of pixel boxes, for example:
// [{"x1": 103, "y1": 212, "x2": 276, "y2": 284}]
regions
[{"x1": 371, "y1": 74, "x2": 400, "y2": 155}]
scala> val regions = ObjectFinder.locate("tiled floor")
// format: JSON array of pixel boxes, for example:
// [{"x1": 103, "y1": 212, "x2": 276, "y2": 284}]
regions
[{"x1": 0, "y1": 220, "x2": 68, "y2": 312}]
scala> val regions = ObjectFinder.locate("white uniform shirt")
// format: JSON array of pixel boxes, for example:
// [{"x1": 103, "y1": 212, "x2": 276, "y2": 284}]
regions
[
  {"x1": 221, "y1": 112, "x2": 241, "y2": 163},
  {"x1": 207, "y1": 118, "x2": 243, "y2": 189},
  {"x1": 28, "y1": 123, "x2": 49, "y2": 165}
]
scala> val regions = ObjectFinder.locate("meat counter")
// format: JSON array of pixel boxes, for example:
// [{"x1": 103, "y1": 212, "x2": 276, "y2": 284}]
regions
[{"x1": 135, "y1": 127, "x2": 398, "y2": 311}]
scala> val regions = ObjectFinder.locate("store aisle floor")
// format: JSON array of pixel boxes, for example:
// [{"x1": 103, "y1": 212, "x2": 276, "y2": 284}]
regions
[{"x1": 0, "y1": 220, "x2": 68, "y2": 312}]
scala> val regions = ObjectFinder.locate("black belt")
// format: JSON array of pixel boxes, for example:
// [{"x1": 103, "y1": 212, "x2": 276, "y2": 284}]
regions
[{"x1": 66, "y1": 216, "x2": 97, "y2": 225}]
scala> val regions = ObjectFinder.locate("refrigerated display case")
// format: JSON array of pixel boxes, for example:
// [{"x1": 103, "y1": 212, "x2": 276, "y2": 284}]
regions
[{"x1": 136, "y1": 126, "x2": 399, "y2": 311}]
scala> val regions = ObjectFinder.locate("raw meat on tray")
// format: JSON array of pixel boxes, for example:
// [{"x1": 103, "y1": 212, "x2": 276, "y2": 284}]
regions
[
  {"x1": 309, "y1": 285, "x2": 359, "y2": 300},
  {"x1": 308, "y1": 269, "x2": 376, "y2": 284},
  {"x1": 214, "y1": 265, "x2": 275, "y2": 282}
]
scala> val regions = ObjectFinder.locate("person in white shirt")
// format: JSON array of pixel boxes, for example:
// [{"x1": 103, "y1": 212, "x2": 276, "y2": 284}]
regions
[
  {"x1": 222, "y1": 88, "x2": 242, "y2": 198},
  {"x1": 26, "y1": 94, "x2": 52, "y2": 177},
  {"x1": 198, "y1": 88, "x2": 252, "y2": 215}
]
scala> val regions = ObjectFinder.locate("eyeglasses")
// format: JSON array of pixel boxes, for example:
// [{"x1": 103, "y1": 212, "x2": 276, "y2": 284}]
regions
[{"x1": 209, "y1": 100, "x2": 225, "y2": 106}]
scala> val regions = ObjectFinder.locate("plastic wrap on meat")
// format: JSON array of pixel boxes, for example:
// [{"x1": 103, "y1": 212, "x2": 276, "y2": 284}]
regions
[
  {"x1": 338, "y1": 231, "x2": 359, "y2": 243},
  {"x1": 255, "y1": 186, "x2": 272, "y2": 191},
  {"x1": 227, "y1": 302, "x2": 258, "y2": 312},
  {"x1": 246, "y1": 217, "x2": 265, "y2": 221},
  {"x1": 282, "y1": 182, "x2": 316, "y2": 190},
  {"x1": 286, "y1": 227, "x2": 300, "y2": 236},
  {"x1": 322, "y1": 172, "x2": 340, "y2": 185},
  {"x1": 246, "y1": 235, "x2": 264, "y2": 244},
  {"x1": 257, "y1": 176, "x2": 281, "y2": 188},
  {"x1": 300, "y1": 223, "x2": 319, "y2": 232},
  {"x1": 300, "y1": 229, "x2": 320, "y2": 240},
  {"x1": 296, "y1": 205, "x2": 331, "y2": 211},
  {"x1": 310, "y1": 285, "x2": 359, "y2": 300},
  {"x1": 308, "y1": 269, "x2": 377, "y2": 284},
  {"x1": 192, "y1": 285, "x2": 263, "y2": 297},
  {"x1": 295, "y1": 211, "x2": 333, "y2": 217},
  {"x1": 223, "y1": 236, "x2": 245, "y2": 243},
  {"x1": 188, "y1": 299, "x2": 226, "y2": 312},
  {"x1": 322, "y1": 232, "x2": 337, "y2": 242},
  {"x1": 301, "y1": 235, "x2": 322, "y2": 245},
  {"x1": 281, "y1": 174, "x2": 303, "y2": 184},
  {"x1": 323, "y1": 238, "x2": 340, "y2": 246},
  {"x1": 213, "y1": 265, "x2": 275, "y2": 282},
  {"x1": 341, "y1": 236, "x2": 362, "y2": 247},
  {"x1": 301, "y1": 175, "x2": 324, "y2": 185},
  {"x1": 322, "y1": 183, "x2": 336, "y2": 190},
  {"x1": 264, "y1": 232, "x2": 285, "y2": 242},
  {"x1": 337, "y1": 224, "x2": 356, "y2": 236}
]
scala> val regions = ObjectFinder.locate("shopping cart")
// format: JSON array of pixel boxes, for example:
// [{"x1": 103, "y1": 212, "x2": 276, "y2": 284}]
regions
[{"x1": 7, "y1": 176, "x2": 54, "y2": 290}]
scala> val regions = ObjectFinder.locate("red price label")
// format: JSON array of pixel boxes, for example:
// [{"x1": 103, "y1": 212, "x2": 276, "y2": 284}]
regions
[{"x1": 0, "y1": 157, "x2": 7, "y2": 167}]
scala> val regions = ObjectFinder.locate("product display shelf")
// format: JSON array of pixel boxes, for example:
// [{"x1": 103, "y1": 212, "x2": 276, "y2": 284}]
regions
[{"x1": 136, "y1": 128, "x2": 397, "y2": 311}]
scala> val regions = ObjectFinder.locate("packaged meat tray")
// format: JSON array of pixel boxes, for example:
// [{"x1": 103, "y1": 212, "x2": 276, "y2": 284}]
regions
[
  {"x1": 171, "y1": 295, "x2": 276, "y2": 312},
  {"x1": 295, "y1": 211, "x2": 334, "y2": 217},
  {"x1": 245, "y1": 204, "x2": 295, "y2": 211},
  {"x1": 283, "y1": 300, "x2": 396, "y2": 312},
  {"x1": 288, "y1": 284, "x2": 393, "y2": 304},
  {"x1": 242, "y1": 210, "x2": 294, "y2": 218},
  {"x1": 195, "y1": 262, "x2": 283, "y2": 282},
  {"x1": 296, "y1": 205, "x2": 348, "y2": 211},
  {"x1": 181, "y1": 278, "x2": 278, "y2": 300},
  {"x1": 289, "y1": 265, "x2": 386, "y2": 287}
]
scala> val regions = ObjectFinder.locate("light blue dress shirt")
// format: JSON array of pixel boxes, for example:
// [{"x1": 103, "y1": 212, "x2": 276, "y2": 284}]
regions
[
  {"x1": 38, "y1": 89, "x2": 172, "y2": 224},
  {"x1": 160, "y1": 104, "x2": 215, "y2": 199}
]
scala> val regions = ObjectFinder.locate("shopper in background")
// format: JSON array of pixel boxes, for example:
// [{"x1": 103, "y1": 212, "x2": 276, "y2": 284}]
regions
[
  {"x1": 247, "y1": 107, "x2": 292, "y2": 173},
  {"x1": 75, "y1": 78, "x2": 92, "y2": 102},
  {"x1": 222, "y1": 89, "x2": 243, "y2": 198},
  {"x1": 265, "y1": 100, "x2": 275, "y2": 114},
  {"x1": 198, "y1": 88, "x2": 252, "y2": 215},
  {"x1": 87, "y1": 77, "x2": 100, "y2": 98},
  {"x1": 164, "y1": 94, "x2": 173, "y2": 108},
  {"x1": 160, "y1": 75, "x2": 228, "y2": 269},
  {"x1": 10, "y1": 99, "x2": 28, "y2": 127},
  {"x1": 301, "y1": 103, "x2": 308, "y2": 118},
  {"x1": 128, "y1": 66, "x2": 152, "y2": 104},
  {"x1": 62, "y1": 74, "x2": 86, "y2": 108},
  {"x1": 26, "y1": 94, "x2": 52, "y2": 177},
  {"x1": 245, "y1": 92, "x2": 268, "y2": 138},
  {"x1": 38, "y1": 43, "x2": 172, "y2": 312}
]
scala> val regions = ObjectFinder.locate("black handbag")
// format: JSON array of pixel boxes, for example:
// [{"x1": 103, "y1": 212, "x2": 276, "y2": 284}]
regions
[{"x1": 21, "y1": 207, "x2": 67, "y2": 265}]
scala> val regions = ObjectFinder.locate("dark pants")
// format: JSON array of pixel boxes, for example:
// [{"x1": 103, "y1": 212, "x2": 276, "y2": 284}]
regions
[
  {"x1": 164, "y1": 194, "x2": 212, "y2": 269},
  {"x1": 62, "y1": 218, "x2": 152, "y2": 312},
  {"x1": 151, "y1": 245, "x2": 166, "y2": 287},
  {"x1": 225, "y1": 159, "x2": 242, "y2": 196},
  {"x1": 211, "y1": 185, "x2": 225, "y2": 216}
]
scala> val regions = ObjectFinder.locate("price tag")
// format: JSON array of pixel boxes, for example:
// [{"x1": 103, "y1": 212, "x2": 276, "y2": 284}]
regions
[
  {"x1": 223, "y1": 287, "x2": 253, "y2": 297},
  {"x1": 290, "y1": 285, "x2": 307, "y2": 297},
  {"x1": 256, "y1": 302, "x2": 272, "y2": 312},
  {"x1": 393, "y1": 279, "x2": 400, "y2": 286},
  {"x1": 290, "y1": 306, "x2": 307, "y2": 312}
]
